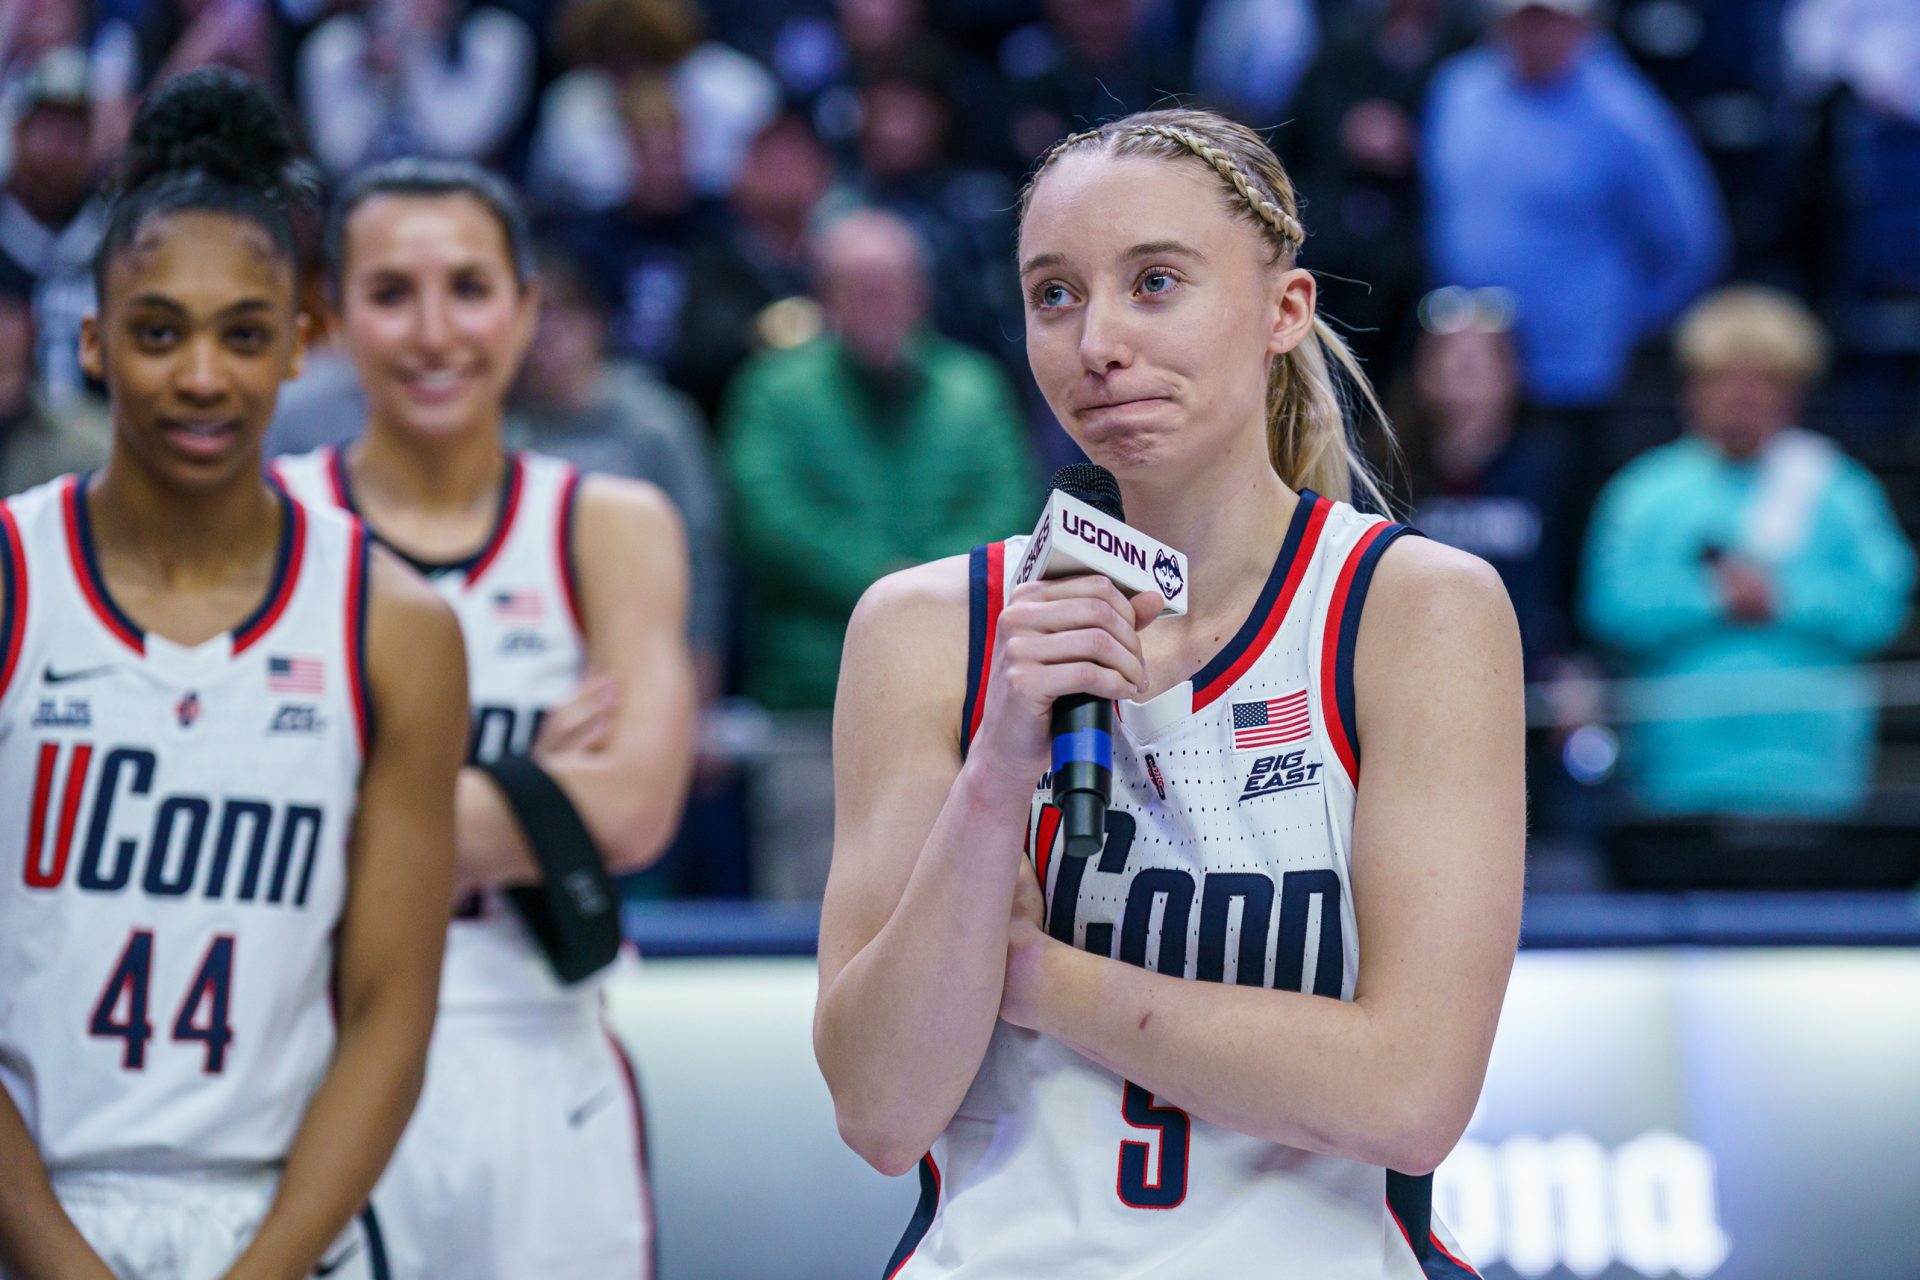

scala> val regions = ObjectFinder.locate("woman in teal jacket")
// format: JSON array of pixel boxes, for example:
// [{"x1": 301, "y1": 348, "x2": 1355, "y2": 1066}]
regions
[{"x1": 1581, "y1": 286, "x2": 1915, "y2": 815}]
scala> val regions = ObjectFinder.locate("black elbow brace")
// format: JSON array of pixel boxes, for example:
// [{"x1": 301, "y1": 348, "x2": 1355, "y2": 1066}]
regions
[{"x1": 479, "y1": 755, "x2": 622, "y2": 984}]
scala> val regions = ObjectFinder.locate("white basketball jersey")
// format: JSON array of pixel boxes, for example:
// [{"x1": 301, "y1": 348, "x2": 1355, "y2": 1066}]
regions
[
  {"x1": 0, "y1": 476, "x2": 369, "y2": 1172},
  {"x1": 892, "y1": 493, "x2": 1480, "y2": 1279},
  {"x1": 274, "y1": 447, "x2": 591, "y2": 1012}
]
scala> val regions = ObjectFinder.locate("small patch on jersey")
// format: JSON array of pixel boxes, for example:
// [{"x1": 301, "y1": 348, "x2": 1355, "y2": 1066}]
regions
[
  {"x1": 42, "y1": 661, "x2": 115, "y2": 685},
  {"x1": 267, "y1": 654, "x2": 325, "y2": 695},
  {"x1": 499, "y1": 629, "x2": 550, "y2": 656},
  {"x1": 1231, "y1": 690, "x2": 1311, "y2": 751},
  {"x1": 175, "y1": 691, "x2": 201, "y2": 728},
  {"x1": 31, "y1": 697, "x2": 91, "y2": 728},
  {"x1": 269, "y1": 703, "x2": 327, "y2": 735},
  {"x1": 493, "y1": 589, "x2": 545, "y2": 622},
  {"x1": 1237, "y1": 748, "x2": 1324, "y2": 803}
]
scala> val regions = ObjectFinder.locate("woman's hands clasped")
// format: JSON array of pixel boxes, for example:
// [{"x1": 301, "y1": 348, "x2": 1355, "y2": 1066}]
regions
[{"x1": 967, "y1": 575, "x2": 1166, "y2": 803}]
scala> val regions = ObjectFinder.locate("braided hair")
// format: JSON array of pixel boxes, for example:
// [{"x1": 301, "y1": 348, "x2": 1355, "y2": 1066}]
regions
[{"x1": 1018, "y1": 109, "x2": 1394, "y2": 512}]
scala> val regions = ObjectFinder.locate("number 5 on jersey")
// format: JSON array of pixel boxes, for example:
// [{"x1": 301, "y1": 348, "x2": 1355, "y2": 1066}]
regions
[{"x1": 90, "y1": 930, "x2": 236, "y2": 1073}]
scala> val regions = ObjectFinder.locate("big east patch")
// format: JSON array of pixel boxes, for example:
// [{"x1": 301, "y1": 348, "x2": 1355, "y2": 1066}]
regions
[{"x1": 1238, "y1": 749, "x2": 1324, "y2": 803}]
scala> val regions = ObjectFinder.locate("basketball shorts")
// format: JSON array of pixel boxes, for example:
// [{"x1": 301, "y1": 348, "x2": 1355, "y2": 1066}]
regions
[
  {"x1": 371, "y1": 1006, "x2": 653, "y2": 1280},
  {"x1": 14, "y1": 1168, "x2": 389, "y2": 1280}
]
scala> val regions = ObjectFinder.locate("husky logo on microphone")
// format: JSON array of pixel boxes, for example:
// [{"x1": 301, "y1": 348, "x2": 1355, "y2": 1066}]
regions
[{"x1": 1153, "y1": 550, "x2": 1184, "y2": 601}]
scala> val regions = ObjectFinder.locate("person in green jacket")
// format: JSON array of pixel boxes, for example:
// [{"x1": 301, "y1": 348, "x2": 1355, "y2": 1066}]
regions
[
  {"x1": 1581, "y1": 285, "x2": 1915, "y2": 816},
  {"x1": 723, "y1": 208, "x2": 1035, "y2": 895}
]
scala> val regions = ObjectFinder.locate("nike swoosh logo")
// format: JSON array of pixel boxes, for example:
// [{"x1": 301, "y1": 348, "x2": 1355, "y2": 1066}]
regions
[
  {"x1": 314, "y1": 1239, "x2": 362, "y2": 1276},
  {"x1": 568, "y1": 1088, "x2": 619, "y2": 1127},
  {"x1": 43, "y1": 663, "x2": 116, "y2": 685}
]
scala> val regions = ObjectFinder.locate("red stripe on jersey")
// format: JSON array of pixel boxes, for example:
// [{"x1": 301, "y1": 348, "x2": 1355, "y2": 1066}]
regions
[
  {"x1": 0, "y1": 500, "x2": 28, "y2": 698},
  {"x1": 1319, "y1": 521, "x2": 1394, "y2": 788},
  {"x1": 1192, "y1": 496, "x2": 1330, "y2": 713},
  {"x1": 232, "y1": 499, "x2": 308, "y2": 655},
  {"x1": 344, "y1": 523, "x2": 372, "y2": 755},
  {"x1": 25, "y1": 742, "x2": 58, "y2": 885},
  {"x1": 325, "y1": 446, "x2": 351, "y2": 510},
  {"x1": 1387, "y1": 1200, "x2": 1482, "y2": 1277},
  {"x1": 556, "y1": 467, "x2": 585, "y2": 632},
  {"x1": 466, "y1": 454, "x2": 526, "y2": 587},
  {"x1": 53, "y1": 742, "x2": 93, "y2": 881},
  {"x1": 1033, "y1": 802, "x2": 1063, "y2": 897},
  {"x1": 604, "y1": 1029, "x2": 659, "y2": 1280},
  {"x1": 61, "y1": 477, "x2": 143, "y2": 654},
  {"x1": 965, "y1": 541, "x2": 1007, "y2": 747}
]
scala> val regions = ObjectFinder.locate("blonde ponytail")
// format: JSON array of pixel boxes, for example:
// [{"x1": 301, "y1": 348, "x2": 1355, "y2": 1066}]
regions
[
  {"x1": 1020, "y1": 109, "x2": 1398, "y2": 514},
  {"x1": 1268, "y1": 317, "x2": 1393, "y2": 511}
]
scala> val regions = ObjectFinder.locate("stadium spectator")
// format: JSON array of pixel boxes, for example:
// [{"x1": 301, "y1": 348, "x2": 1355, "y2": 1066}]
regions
[
  {"x1": 0, "y1": 48, "x2": 105, "y2": 404},
  {"x1": 0, "y1": 263, "x2": 108, "y2": 494},
  {"x1": 1424, "y1": 0, "x2": 1729, "y2": 409},
  {"x1": 1581, "y1": 286, "x2": 1915, "y2": 816},
  {"x1": 998, "y1": 0, "x2": 1184, "y2": 163},
  {"x1": 528, "y1": 0, "x2": 778, "y2": 210},
  {"x1": 1189, "y1": 0, "x2": 1319, "y2": 128},
  {"x1": 766, "y1": 0, "x2": 1006, "y2": 172},
  {"x1": 835, "y1": 70, "x2": 1018, "y2": 362},
  {"x1": 509, "y1": 242, "x2": 729, "y2": 690},
  {"x1": 1782, "y1": 0, "x2": 1920, "y2": 431},
  {"x1": 549, "y1": 82, "x2": 714, "y2": 370},
  {"x1": 295, "y1": 0, "x2": 537, "y2": 176},
  {"x1": 1401, "y1": 289, "x2": 1569, "y2": 674},
  {"x1": 672, "y1": 110, "x2": 836, "y2": 420},
  {"x1": 722, "y1": 209, "x2": 1033, "y2": 896},
  {"x1": 1286, "y1": 0, "x2": 1476, "y2": 373}
]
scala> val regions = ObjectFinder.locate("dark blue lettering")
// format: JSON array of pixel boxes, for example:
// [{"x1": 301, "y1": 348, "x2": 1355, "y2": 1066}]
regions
[
  {"x1": 1276, "y1": 868, "x2": 1345, "y2": 997},
  {"x1": 205, "y1": 801, "x2": 272, "y2": 901},
  {"x1": 1196, "y1": 872, "x2": 1275, "y2": 986},
  {"x1": 141, "y1": 796, "x2": 210, "y2": 896},
  {"x1": 78, "y1": 748, "x2": 155, "y2": 892},
  {"x1": 1120, "y1": 868, "x2": 1195, "y2": 977}
]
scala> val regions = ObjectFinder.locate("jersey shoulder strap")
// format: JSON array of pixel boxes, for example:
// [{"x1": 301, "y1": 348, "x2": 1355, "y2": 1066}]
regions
[{"x1": 959, "y1": 540, "x2": 1014, "y2": 757}]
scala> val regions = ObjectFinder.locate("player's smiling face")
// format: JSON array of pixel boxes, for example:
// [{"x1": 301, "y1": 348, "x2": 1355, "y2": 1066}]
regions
[
  {"x1": 336, "y1": 192, "x2": 536, "y2": 444},
  {"x1": 81, "y1": 210, "x2": 305, "y2": 490},
  {"x1": 1018, "y1": 153, "x2": 1313, "y2": 478}
]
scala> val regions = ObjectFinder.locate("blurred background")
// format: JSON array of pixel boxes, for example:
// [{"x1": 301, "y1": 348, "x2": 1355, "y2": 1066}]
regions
[{"x1": 4, "y1": 0, "x2": 1919, "y2": 1275}]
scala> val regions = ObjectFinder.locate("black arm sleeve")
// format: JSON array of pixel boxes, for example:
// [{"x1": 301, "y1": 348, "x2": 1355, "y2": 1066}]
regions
[{"x1": 477, "y1": 755, "x2": 622, "y2": 984}]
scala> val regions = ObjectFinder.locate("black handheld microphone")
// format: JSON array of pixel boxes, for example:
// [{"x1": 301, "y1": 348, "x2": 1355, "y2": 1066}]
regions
[{"x1": 1046, "y1": 464, "x2": 1125, "y2": 858}]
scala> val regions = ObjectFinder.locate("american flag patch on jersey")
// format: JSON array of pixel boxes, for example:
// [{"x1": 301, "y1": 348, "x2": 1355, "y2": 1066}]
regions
[
  {"x1": 1232, "y1": 690, "x2": 1311, "y2": 750},
  {"x1": 493, "y1": 589, "x2": 544, "y2": 621},
  {"x1": 267, "y1": 655, "x2": 325, "y2": 695}
]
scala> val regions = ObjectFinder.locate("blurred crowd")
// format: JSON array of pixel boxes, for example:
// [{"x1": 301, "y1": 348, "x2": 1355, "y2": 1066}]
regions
[{"x1": 4, "y1": 0, "x2": 1919, "y2": 894}]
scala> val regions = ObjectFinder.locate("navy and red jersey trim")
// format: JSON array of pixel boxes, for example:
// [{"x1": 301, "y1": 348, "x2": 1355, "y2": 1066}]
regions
[
  {"x1": 465, "y1": 453, "x2": 525, "y2": 586},
  {"x1": 231, "y1": 489, "x2": 306, "y2": 656},
  {"x1": 1388, "y1": 1168, "x2": 1479, "y2": 1277},
  {"x1": 63, "y1": 476, "x2": 144, "y2": 653},
  {"x1": 1191, "y1": 491, "x2": 1332, "y2": 712},
  {"x1": 883, "y1": 1153, "x2": 942, "y2": 1280},
  {"x1": 605, "y1": 1031, "x2": 659, "y2": 1280},
  {"x1": 357, "y1": 1204, "x2": 393, "y2": 1280},
  {"x1": 324, "y1": 445, "x2": 352, "y2": 510},
  {"x1": 326, "y1": 447, "x2": 528, "y2": 588},
  {"x1": 959, "y1": 541, "x2": 1007, "y2": 756},
  {"x1": 0, "y1": 499, "x2": 28, "y2": 700},
  {"x1": 345, "y1": 521, "x2": 375, "y2": 755},
  {"x1": 556, "y1": 466, "x2": 585, "y2": 632},
  {"x1": 1319, "y1": 522, "x2": 1416, "y2": 786}
]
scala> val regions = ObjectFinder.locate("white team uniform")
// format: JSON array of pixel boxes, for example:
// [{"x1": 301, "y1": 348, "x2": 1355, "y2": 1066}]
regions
[
  {"x1": 273, "y1": 447, "x2": 652, "y2": 1280},
  {"x1": 890, "y1": 493, "x2": 1480, "y2": 1279},
  {"x1": 0, "y1": 476, "x2": 389, "y2": 1279}
]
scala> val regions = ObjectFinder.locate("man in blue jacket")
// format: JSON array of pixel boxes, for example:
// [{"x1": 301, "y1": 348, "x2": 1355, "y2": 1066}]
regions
[
  {"x1": 1424, "y1": 0, "x2": 1728, "y2": 409},
  {"x1": 1581, "y1": 287, "x2": 1915, "y2": 815}
]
